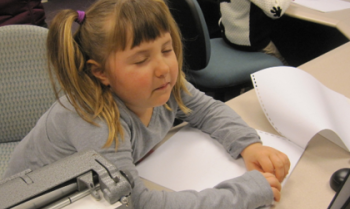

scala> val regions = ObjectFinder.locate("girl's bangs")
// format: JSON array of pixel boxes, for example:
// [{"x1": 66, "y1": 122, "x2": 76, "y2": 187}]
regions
[{"x1": 108, "y1": 0, "x2": 171, "y2": 53}]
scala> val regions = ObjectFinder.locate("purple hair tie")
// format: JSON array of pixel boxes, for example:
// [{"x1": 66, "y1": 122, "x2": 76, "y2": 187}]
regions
[{"x1": 76, "y1": 10, "x2": 86, "y2": 24}]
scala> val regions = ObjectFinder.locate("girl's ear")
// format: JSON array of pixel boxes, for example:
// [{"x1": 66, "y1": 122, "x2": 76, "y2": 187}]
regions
[{"x1": 87, "y1": 59, "x2": 110, "y2": 86}]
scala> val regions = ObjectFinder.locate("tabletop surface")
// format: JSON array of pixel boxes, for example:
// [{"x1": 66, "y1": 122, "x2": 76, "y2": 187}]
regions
[
  {"x1": 225, "y1": 41, "x2": 350, "y2": 209},
  {"x1": 286, "y1": 0, "x2": 350, "y2": 38}
]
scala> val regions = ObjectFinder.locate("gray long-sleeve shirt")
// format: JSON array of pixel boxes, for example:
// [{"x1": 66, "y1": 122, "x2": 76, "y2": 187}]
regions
[{"x1": 4, "y1": 82, "x2": 273, "y2": 209}]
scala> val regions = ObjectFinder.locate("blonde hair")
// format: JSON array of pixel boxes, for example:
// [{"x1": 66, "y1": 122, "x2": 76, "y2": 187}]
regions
[{"x1": 47, "y1": 0, "x2": 191, "y2": 149}]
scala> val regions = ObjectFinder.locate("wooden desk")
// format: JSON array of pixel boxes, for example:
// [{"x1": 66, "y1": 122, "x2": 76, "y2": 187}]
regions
[
  {"x1": 225, "y1": 6, "x2": 350, "y2": 207},
  {"x1": 286, "y1": 1, "x2": 350, "y2": 39},
  {"x1": 225, "y1": 42, "x2": 350, "y2": 208}
]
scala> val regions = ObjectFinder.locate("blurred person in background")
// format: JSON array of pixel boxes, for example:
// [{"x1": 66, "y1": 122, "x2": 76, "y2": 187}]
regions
[{"x1": 0, "y1": 0, "x2": 47, "y2": 27}]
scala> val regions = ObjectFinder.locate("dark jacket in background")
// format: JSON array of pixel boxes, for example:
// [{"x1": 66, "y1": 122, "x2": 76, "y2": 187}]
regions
[{"x1": 0, "y1": 0, "x2": 46, "y2": 26}]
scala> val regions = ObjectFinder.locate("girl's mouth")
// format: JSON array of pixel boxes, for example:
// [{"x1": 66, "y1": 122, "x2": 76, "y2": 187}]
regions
[{"x1": 155, "y1": 82, "x2": 170, "y2": 91}]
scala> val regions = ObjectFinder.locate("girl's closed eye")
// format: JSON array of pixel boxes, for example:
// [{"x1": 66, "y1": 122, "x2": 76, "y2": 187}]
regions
[
  {"x1": 162, "y1": 39, "x2": 174, "y2": 55},
  {"x1": 162, "y1": 48, "x2": 174, "y2": 58},
  {"x1": 134, "y1": 48, "x2": 173, "y2": 65},
  {"x1": 134, "y1": 57, "x2": 148, "y2": 65},
  {"x1": 162, "y1": 48, "x2": 173, "y2": 54}
]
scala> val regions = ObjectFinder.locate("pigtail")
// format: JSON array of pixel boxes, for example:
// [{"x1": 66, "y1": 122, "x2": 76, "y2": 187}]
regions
[
  {"x1": 47, "y1": 10, "x2": 90, "y2": 117},
  {"x1": 47, "y1": 8, "x2": 124, "y2": 149}
]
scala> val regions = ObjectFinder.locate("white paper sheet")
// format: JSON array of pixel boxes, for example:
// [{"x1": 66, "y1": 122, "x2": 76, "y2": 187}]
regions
[
  {"x1": 251, "y1": 66, "x2": 350, "y2": 151},
  {"x1": 293, "y1": 0, "x2": 350, "y2": 12},
  {"x1": 136, "y1": 126, "x2": 303, "y2": 192}
]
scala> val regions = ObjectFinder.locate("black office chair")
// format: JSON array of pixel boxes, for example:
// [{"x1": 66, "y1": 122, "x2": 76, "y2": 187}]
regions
[{"x1": 167, "y1": 0, "x2": 283, "y2": 101}]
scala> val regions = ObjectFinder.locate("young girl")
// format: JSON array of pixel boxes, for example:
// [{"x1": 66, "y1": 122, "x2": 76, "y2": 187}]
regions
[{"x1": 4, "y1": 0, "x2": 290, "y2": 208}]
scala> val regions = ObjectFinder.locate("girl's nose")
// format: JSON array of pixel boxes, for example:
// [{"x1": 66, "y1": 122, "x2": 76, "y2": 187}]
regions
[{"x1": 154, "y1": 57, "x2": 170, "y2": 77}]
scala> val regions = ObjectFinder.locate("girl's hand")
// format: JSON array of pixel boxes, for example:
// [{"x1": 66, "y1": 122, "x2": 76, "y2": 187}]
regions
[
  {"x1": 240, "y1": 143, "x2": 290, "y2": 182},
  {"x1": 262, "y1": 172, "x2": 282, "y2": 202}
]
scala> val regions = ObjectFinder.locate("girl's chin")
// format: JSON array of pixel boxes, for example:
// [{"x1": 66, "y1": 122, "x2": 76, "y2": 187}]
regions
[{"x1": 154, "y1": 95, "x2": 171, "y2": 107}]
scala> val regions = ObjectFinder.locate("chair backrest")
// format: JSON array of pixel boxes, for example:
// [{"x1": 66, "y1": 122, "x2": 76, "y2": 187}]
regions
[
  {"x1": 167, "y1": 0, "x2": 211, "y2": 71},
  {"x1": 0, "y1": 25, "x2": 56, "y2": 143}
]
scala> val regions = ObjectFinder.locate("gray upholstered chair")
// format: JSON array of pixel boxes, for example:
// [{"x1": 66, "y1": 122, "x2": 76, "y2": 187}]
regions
[
  {"x1": 0, "y1": 25, "x2": 55, "y2": 178},
  {"x1": 167, "y1": 0, "x2": 283, "y2": 101}
]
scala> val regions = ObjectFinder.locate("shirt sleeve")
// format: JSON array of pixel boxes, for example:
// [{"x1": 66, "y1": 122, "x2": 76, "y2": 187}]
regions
[
  {"x1": 251, "y1": 0, "x2": 292, "y2": 19},
  {"x1": 176, "y1": 82, "x2": 261, "y2": 158}
]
